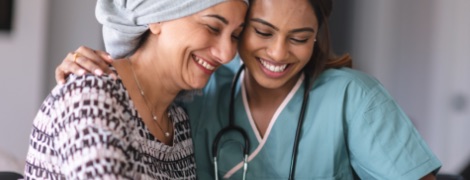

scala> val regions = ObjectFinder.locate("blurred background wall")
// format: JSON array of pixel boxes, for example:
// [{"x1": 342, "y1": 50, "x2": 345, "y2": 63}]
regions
[
  {"x1": 0, "y1": 0, "x2": 101, "y2": 173},
  {"x1": 0, "y1": 0, "x2": 49, "y2": 173},
  {"x1": 0, "y1": 0, "x2": 468, "y2": 176}
]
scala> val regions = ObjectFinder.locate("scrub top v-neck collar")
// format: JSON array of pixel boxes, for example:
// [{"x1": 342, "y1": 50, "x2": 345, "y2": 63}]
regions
[{"x1": 223, "y1": 72, "x2": 305, "y2": 178}]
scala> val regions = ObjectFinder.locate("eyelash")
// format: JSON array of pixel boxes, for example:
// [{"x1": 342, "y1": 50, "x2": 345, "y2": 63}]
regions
[
  {"x1": 290, "y1": 38, "x2": 308, "y2": 43},
  {"x1": 206, "y1": 25, "x2": 220, "y2": 34},
  {"x1": 254, "y1": 28, "x2": 271, "y2": 37},
  {"x1": 232, "y1": 34, "x2": 240, "y2": 41},
  {"x1": 207, "y1": 24, "x2": 240, "y2": 41},
  {"x1": 255, "y1": 28, "x2": 309, "y2": 44}
]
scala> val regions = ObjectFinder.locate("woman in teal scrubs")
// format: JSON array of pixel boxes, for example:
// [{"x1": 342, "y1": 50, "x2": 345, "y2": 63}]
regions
[{"x1": 54, "y1": 0, "x2": 441, "y2": 179}]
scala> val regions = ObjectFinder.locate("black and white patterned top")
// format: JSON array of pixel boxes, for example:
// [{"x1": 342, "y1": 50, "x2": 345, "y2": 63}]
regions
[{"x1": 24, "y1": 71, "x2": 196, "y2": 179}]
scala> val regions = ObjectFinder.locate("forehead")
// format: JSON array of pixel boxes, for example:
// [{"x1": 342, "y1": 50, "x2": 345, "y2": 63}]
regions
[
  {"x1": 249, "y1": 0, "x2": 318, "y2": 28},
  {"x1": 193, "y1": 1, "x2": 247, "y2": 24}
]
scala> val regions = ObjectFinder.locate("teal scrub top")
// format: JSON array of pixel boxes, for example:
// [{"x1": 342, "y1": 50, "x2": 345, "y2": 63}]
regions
[{"x1": 184, "y1": 59, "x2": 441, "y2": 179}]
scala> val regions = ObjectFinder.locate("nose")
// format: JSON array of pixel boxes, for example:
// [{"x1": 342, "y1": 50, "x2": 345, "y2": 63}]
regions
[
  {"x1": 211, "y1": 35, "x2": 237, "y2": 64},
  {"x1": 266, "y1": 37, "x2": 288, "y2": 61}
]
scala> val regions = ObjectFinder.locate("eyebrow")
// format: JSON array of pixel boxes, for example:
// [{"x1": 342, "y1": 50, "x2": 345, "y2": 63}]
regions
[
  {"x1": 290, "y1": 27, "x2": 315, "y2": 33},
  {"x1": 250, "y1": 18, "x2": 315, "y2": 33},
  {"x1": 203, "y1": 14, "x2": 246, "y2": 28},
  {"x1": 204, "y1": 14, "x2": 228, "y2": 24}
]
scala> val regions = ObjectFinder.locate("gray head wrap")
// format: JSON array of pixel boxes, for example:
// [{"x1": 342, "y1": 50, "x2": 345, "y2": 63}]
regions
[{"x1": 96, "y1": 0, "x2": 249, "y2": 59}]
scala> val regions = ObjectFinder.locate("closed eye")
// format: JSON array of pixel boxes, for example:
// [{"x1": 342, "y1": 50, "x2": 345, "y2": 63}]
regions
[
  {"x1": 290, "y1": 38, "x2": 309, "y2": 43},
  {"x1": 232, "y1": 34, "x2": 240, "y2": 40},
  {"x1": 207, "y1": 25, "x2": 221, "y2": 34},
  {"x1": 254, "y1": 28, "x2": 271, "y2": 37}
]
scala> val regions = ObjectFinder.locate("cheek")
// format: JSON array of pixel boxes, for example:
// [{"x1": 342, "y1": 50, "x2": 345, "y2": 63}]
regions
[
  {"x1": 194, "y1": 29, "x2": 211, "y2": 42},
  {"x1": 294, "y1": 46, "x2": 315, "y2": 66},
  {"x1": 240, "y1": 32, "x2": 265, "y2": 55},
  {"x1": 171, "y1": 21, "x2": 208, "y2": 44}
]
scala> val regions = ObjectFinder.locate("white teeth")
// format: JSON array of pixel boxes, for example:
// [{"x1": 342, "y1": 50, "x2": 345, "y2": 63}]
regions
[
  {"x1": 194, "y1": 55, "x2": 215, "y2": 70},
  {"x1": 260, "y1": 59, "x2": 287, "y2": 73}
]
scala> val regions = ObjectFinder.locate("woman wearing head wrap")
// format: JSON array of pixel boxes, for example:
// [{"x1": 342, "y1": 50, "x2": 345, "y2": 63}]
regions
[
  {"x1": 24, "y1": 0, "x2": 248, "y2": 179},
  {"x1": 54, "y1": 0, "x2": 441, "y2": 179}
]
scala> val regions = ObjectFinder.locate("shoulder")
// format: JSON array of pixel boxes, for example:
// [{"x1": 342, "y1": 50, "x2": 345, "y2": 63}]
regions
[
  {"x1": 51, "y1": 73, "x2": 121, "y2": 103},
  {"x1": 314, "y1": 68, "x2": 393, "y2": 100},
  {"x1": 312, "y1": 68, "x2": 391, "y2": 103},
  {"x1": 47, "y1": 74, "x2": 120, "y2": 112},
  {"x1": 40, "y1": 73, "x2": 127, "y2": 127},
  {"x1": 317, "y1": 70, "x2": 442, "y2": 179},
  {"x1": 315, "y1": 68, "x2": 382, "y2": 92},
  {"x1": 59, "y1": 73, "x2": 118, "y2": 95},
  {"x1": 309, "y1": 68, "x2": 399, "y2": 119}
]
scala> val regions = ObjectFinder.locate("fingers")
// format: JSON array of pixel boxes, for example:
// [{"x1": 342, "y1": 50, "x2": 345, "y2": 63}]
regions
[
  {"x1": 96, "y1": 50, "x2": 114, "y2": 64},
  {"x1": 95, "y1": 50, "x2": 117, "y2": 80},
  {"x1": 55, "y1": 66, "x2": 66, "y2": 85},
  {"x1": 56, "y1": 46, "x2": 117, "y2": 85},
  {"x1": 55, "y1": 53, "x2": 86, "y2": 84},
  {"x1": 73, "y1": 46, "x2": 111, "y2": 76},
  {"x1": 94, "y1": 50, "x2": 117, "y2": 80}
]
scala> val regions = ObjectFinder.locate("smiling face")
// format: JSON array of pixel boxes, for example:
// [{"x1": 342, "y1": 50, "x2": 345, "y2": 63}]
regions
[
  {"x1": 239, "y1": 0, "x2": 318, "y2": 90},
  {"x1": 149, "y1": 0, "x2": 247, "y2": 90}
]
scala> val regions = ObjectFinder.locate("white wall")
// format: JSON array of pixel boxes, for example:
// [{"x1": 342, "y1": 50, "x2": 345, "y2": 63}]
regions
[
  {"x1": 0, "y1": 0, "x2": 49, "y2": 172},
  {"x1": 44, "y1": 0, "x2": 102, "y2": 94},
  {"x1": 0, "y1": 0, "x2": 101, "y2": 174},
  {"x1": 429, "y1": 0, "x2": 470, "y2": 173}
]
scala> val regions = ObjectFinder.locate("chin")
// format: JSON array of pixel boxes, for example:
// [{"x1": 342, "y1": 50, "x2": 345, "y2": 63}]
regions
[
  {"x1": 254, "y1": 77, "x2": 288, "y2": 90},
  {"x1": 261, "y1": 83, "x2": 286, "y2": 90},
  {"x1": 188, "y1": 79, "x2": 210, "y2": 90},
  {"x1": 183, "y1": 73, "x2": 211, "y2": 90}
]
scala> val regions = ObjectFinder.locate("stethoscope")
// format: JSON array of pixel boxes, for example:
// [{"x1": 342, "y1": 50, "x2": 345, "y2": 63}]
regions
[{"x1": 212, "y1": 64, "x2": 311, "y2": 180}]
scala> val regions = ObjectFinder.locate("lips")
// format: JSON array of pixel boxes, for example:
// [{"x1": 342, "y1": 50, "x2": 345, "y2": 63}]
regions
[{"x1": 192, "y1": 54, "x2": 215, "y2": 71}]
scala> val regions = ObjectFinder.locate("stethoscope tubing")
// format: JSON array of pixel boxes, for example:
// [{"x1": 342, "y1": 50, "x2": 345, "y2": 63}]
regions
[
  {"x1": 212, "y1": 64, "x2": 310, "y2": 180},
  {"x1": 289, "y1": 74, "x2": 310, "y2": 180},
  {"x1": 212, "y1": 64, "x2": 250, "y2": 180}
]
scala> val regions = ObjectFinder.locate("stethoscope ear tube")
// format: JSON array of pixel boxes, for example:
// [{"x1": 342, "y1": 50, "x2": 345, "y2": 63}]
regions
[{"x1": 288, "y1": 72, "x2": 311, "y2": 180}]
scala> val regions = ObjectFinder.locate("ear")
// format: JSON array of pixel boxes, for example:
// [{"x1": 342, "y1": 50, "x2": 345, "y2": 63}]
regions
[{"x1": 148, "y1": 22, "x2": 162, "y2": 35}]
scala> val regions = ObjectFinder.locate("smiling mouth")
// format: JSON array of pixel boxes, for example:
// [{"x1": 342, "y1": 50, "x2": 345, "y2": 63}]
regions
[
  {"x1": 259, "y1": 58, "x2": 289, "y2": 73},
  {"x1": 193, "y1": 54, "x2": 215, "y2": 71}
]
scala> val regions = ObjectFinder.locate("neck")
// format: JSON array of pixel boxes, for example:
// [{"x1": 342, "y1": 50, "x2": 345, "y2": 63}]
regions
[
  {"x1": 125, "y1": 52, "x2": 180, "y2": 116},
  {"x1": 243, "y1": 70, "x2": 302, "y2": 108}
]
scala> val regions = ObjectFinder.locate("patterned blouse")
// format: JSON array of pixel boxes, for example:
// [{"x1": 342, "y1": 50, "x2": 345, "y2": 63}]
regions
[{"x1": 24, "y1": 72, "x2": 196, "y2": 179}]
